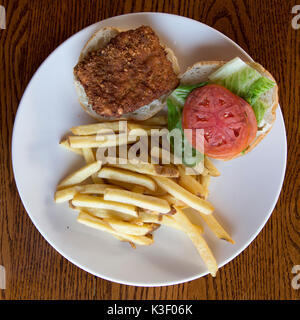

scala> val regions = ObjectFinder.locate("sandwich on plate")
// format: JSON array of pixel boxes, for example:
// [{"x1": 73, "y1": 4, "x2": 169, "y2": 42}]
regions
[
  {"x1": 167, "y1": 57, "x2": 278, "y2": 161},
  {"x1": 73, "y1": 25, "x2": 180, "y2": 121},
  {"x1": 73, "y1": 25, "x2": 278, "y2": 162}
]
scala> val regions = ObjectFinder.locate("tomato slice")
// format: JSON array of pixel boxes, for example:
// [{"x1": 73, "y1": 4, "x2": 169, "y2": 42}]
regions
[{"x1": 182, "y1": 84, "x2": 257, "y2": 160}]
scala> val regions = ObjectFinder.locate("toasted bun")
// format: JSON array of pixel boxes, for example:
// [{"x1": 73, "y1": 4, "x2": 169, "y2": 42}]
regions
[
  {"x1": 74, "y1": 27, "x2": 180, "y2": 121},
  {"x1": 179, "y1": 61, "x2": 278, "y2": 160}
]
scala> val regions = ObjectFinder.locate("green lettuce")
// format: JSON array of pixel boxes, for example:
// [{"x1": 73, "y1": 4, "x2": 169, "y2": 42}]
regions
[
  {"x1": 252, "y1": 99, "x2": 268, "y2": 125},
  {"x1": 208, "y1": 57, "x2": 275, "y2": 124},
  {"x1": 166, "y1": 58, "x2": 275, "y2": 159},
  {"x1": 212, "y1": 66, "x2": 261, "y2": 97},
  {"x1": 167, "y1": 83, "x2": 207, "y2": 167},
  {"x1": 244, "y1": 77, "x2": 275, "y2": 105}
]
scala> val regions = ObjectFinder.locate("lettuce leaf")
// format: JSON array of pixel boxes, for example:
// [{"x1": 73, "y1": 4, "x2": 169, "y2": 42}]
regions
[
  {"x1": 167, "y1": 84, "x2": 206, "y2": 167},
  {"x1": 213, "y1": 66, "x2": 261, "y2": 97},
  {"x1": 244, "y1": 76, "x2": 275, "y2": 105},
  {"x1": 209, "y1": 57, "x2": 275, "y2": 123},
  {"x1": 169, "y1": 82, "x2": 208, "y2": 107},
  {"x1": 252, "y1": 99, "x2": 268, "y2": 125},
  {"x1": 208, "y1": 57, "x2": 246, "y2": 81}
]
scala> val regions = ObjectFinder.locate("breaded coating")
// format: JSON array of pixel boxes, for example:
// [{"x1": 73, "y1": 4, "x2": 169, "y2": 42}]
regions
[{"x1": 74, "y1": 26, "x2": 179, "y2": 117}]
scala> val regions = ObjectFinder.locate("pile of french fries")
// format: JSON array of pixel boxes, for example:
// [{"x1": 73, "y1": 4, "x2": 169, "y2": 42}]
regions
[{"x1": 55, "y1": 115, "x2": 234, "y2": 277}]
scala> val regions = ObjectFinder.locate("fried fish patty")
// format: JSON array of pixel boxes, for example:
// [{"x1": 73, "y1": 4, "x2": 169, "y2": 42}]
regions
[{"x1": 74, "y1": 26, "x2": 179, "y2": 117}]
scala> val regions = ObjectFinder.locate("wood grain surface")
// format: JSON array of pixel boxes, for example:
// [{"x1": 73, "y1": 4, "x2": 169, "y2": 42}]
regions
[{"x1": 0, "y1": 0, "x2": 299, "y2": 300}]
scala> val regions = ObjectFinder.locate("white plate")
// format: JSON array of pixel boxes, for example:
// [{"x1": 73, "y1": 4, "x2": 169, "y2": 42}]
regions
[{"x1": 12, "y1": 13, "x2": 287, "y2": 286}]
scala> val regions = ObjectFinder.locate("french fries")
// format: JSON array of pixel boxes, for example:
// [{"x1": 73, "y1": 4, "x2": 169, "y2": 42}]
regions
[
  {"x1": 59, "y1": 139, "x2": 83, "y2": 155},
  {"x1": 107, "y1": 161, "x2": 179, "y2": 178},
  {"x1": 82, "y1": 147, "x2": 96, "y2": 164},
  {"x1": 177, "y1": 165, "x2": 206, "y2": 198},
  {"x1": 72, "y1": 194, "x2": 138, "y2": 217},
  {"x1": 82, "y1": 147, "x2": 103, "y2": 183},
  {"x1": 139, "y1": 211, "x2": 203, "y2": 233},
  {"x1": 150, "y1": 146, "x2": 181, "y2": 164},
  {"x1": 68, "y1": 133, "x2": 138, "y2": 149},
  {"x1": 55, "y1": 117, "x2": 234, "y2": 277},
  {"x1": 71, "y1": 122, "x2": 123, "y2": 136},
  {"x1": 71, "y1": 121, "x2": 163, "y2": 136},
  {"x1": 160, "y1": 194, "x2": 188, "y2": 207},
  {"x1": 104, "y1": 189, "x2": 171, "y2": 214},
  {"x1": 57, "y1": 161, "x2": 102, "y2": 189},
  {"x1": 197, "y1": 211, "x2": 234, "y2": 244},
  {"x1": 76, "y1": 207, "x2": 138, "y2": 222},
  {"x1": 77, "y1": 211, "x2": 153, "y2": 246},
  {"x1": 204, "y1": 157, "x2": 220, "y2": 177},
  {"x1": 54, "y1": 184, "x2": 118, "y2": 203},
  {"x1": 173, "y1": 206, "x2": 218, "y2": 276},
  {"x1": 152, "y1": 176, "x2": 214, "y2": 215},
  {"x1": 199, "y1": 174, "x2": 210, "y2": 199},
  {"x1": 98, "y1": 167, "x2": 156, "y2": 191},
  {"x1": 103, "y1": 217, "x2": 156, "y2": 236}
]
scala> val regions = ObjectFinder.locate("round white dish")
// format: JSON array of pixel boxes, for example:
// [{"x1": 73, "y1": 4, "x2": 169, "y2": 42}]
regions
[{"x1": 12, "y1": 12, "x2": 287, "y2": 286}]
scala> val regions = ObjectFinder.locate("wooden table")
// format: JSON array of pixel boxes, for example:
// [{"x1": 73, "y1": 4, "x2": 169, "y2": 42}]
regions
[{"x1": 0, "y1": 0, "x2": 299, "y2": 300}]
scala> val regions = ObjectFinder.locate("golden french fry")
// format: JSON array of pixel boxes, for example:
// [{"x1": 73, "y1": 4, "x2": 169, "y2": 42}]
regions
[
  {"x1": 204, "y1": 157, "x2": 220, "y2": 177},
  {"x1": 160, "y1": 194, "x2": 188, "y2": 207},
  {"x1": 196, "y1": 211, "x2": 234, "y2": 244},
  {"x1": 199, "y1": 175, "x2": 210, "y2": 199},
  {"x1": 104, "y1": 217, "x2": 154, "y2": 236},
  {"x1": 107, "y1": 161, "x2": 179, "y2": 178},
  {"x1": 108, "y1": 180, "x2": 156, "y2": 195},
  {"x1": 200, "y1": 167, "x2": 209, "y2": 176},
  {"x1": 70, "y1": 121, "x2": 163, "y2": 136},
  {"x1": 173, "y1": 206, "x2": 218, "y2": 276},
  {"x1": 143, "y1": 184, "x2": 167, "y2": 197},
  {"x1": 57, "y1": 161, "x2": 102, "y2": 189},
  {"x1": 104, "y1": 189, "x2": 171, "y2": 214},
  {"x1": 107, "y1": 179, "x2": 138, "y2": 191},
  {"x1": 130, "y1": 185, "x2": 146, "y2": 194},
  {"x1": 98, "y1": 167, "x2": 156, "y2": 191},
  {"x1": 150, "y1": 146, "x2": 182, "y2": 164},
  {"x1": 54, "y1": 184, "x2": 119, "y2": 203},
  {"x1": 177, "y1": 165, "x2": 206, "y2": 198},
  {"x1": 127, "y1": 127, "x2": 155, "y2": 138},
  {"x1": 75, "y1": 207, "x2": 139, "y2": 222},
  {"x1": 71, "y1": 122, "x2": 122, "y2": 135},
  {"x1": 128, "y1": 123, "x2": 164, "y2": 131},
  {"x1": 55, "y1": 187, "x2": 80, "y2": 203},
  {"x1": 72, "y1": 194, "x2": 138, "y2": 217},
  {"x1": 68, "y1": 133, "x2": 138, "y2": 149},
  {"x1": 152, "y1": 176, "x2": 214, "y2": 215},
  {"x1": 139, "y1": 211, "x2": 203, "y2": 233},
  {"x1": 82, "y1": 147, "x2": 95, "y2": 164},
  {"x1": 82, "y1": 147, "x2": 103, "y2": 183},
  {"x1": 59, "y1": 139, "x2": 83, "y2": 155},
  {"x1": 77, "y1": 211, "x2": 153, "y2": 246}
]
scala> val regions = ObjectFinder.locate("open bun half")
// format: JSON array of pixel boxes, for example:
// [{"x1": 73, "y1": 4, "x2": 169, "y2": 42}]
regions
[
  {"x1": 179, "y1": 61, "x2": 278, "y2": 159},
  {"x1": 74, "y1": 27, "x2": 180, "y2": 121}
]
